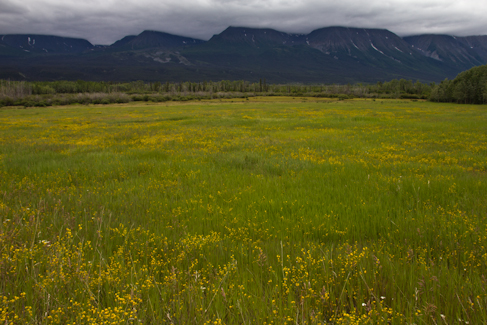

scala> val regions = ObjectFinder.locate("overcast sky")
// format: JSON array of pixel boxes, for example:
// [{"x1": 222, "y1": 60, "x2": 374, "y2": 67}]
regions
[{"x1": 1, "y1": 0, "x2": 486, "y2": 45}]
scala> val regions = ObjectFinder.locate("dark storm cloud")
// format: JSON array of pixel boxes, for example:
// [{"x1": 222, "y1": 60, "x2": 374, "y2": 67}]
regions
[{"x1": 1, "y1": 0, "x2": 486, "y2": 45}]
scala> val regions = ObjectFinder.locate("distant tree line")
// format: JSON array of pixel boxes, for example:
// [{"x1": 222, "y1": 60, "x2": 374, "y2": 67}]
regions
[
  {"x1": 430, "y1": 65, "x2": 487, "y2": 104},
  {"x1": 1, "y1": 74, "x2": 480, "y2": 108}
]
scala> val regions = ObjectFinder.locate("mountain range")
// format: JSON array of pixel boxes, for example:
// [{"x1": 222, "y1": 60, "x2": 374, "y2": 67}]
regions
[{"x1": 1, "y1": 26, "x2": 487, "y2": 83}]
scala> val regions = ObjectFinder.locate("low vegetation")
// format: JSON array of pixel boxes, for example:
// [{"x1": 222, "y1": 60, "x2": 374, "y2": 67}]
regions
[
  {"x1": 0, "y1": 98, "x2": 486, "y2": 324},
  {"x1": 0, "y1": 78, "x2": 432, "y2": 108}
]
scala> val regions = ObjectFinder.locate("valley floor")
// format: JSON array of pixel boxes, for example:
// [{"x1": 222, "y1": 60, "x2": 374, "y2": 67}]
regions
[{"x1": 0, "y1": 98, "x2": 486, "y2": 324}]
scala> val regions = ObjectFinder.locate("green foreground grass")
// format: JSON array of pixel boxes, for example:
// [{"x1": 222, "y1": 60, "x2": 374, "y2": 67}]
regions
[{"x1": 0, "y1": 97, "x2": 486, "y2": 324}]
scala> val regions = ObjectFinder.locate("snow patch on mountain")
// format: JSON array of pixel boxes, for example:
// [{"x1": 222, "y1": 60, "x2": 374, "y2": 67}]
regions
[{"x1": 370, "y1": 43, "x2": 385, "y2": 55}]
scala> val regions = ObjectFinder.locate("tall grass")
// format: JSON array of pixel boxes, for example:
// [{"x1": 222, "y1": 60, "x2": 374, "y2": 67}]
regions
[{"x1": 0, "y1": 98, "x2": 486, "y2": 324}]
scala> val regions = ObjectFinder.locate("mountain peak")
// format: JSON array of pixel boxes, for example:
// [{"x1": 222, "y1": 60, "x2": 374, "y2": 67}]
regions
[
  {"x1": 0, "y1": 34, "x2": 93, "y2": 53},
  {"x1": 307, "y1": 26, "x2": 413, "y2": 57},
  {"x1": 404, "y1": 34, "x2": 484, "y2": 67},
  {"x1": 209, "y1": 26, "x2": 305, "y2": 48},
  {"x1": 117, "y1": 30, "x2": 204, "y2": 50}
]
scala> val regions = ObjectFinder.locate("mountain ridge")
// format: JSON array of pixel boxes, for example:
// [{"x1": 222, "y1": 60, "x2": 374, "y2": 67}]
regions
[{"x1": 1, "y1": 26, "x2": 486, "y2": 83}]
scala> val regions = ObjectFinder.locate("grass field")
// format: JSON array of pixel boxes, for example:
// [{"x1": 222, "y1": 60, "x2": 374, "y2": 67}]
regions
[{"x1": 0, "y1": 97, "x2": 486, "y2": 324}]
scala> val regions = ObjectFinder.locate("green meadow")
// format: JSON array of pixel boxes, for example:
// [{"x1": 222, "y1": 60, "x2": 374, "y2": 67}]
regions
[{"x1": 0, "y1": 97, "x2": 486, "y2": 324}]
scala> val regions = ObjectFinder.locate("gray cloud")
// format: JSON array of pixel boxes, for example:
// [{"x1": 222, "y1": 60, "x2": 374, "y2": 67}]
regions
[
  {"x1": 0, "y1": 0, "x2": 25, "y2": 14},
  {"x1": 0, "y1": 0, "x2": 486, "y2": 44}
]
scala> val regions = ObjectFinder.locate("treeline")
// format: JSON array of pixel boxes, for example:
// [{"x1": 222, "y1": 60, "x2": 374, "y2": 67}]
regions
[
  {"x1": 0, "y1": 78, "x2": 434, "y2": 108},
  {"x1": 430, "y1": 65, "x2": 487, "y2": 104}
]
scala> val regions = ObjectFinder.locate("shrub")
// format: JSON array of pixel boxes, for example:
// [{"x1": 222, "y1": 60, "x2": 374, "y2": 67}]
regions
[
  {"x1": 399, "y1": 94, "x2": 420, "y2": 99},
  {"x1": 0, "y1": 96, "x2": 14, "y2": 106}
]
